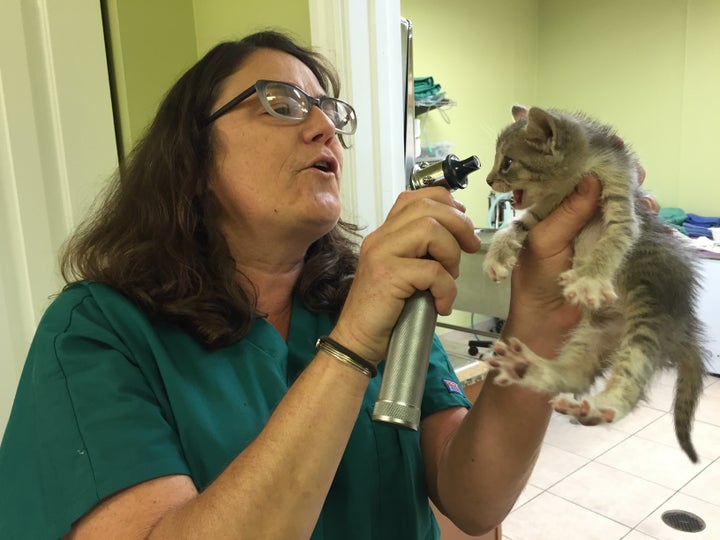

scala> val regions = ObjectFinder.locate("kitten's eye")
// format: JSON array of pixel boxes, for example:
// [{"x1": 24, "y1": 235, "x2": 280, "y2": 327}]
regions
[{"x1": 500, "y1": 156, "x2": 514, "y2": 172}]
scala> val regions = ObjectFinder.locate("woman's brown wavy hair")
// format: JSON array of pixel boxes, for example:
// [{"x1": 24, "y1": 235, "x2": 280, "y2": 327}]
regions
[{"x1": 60, "y1": 30, "x2": 360, "y2": 348}]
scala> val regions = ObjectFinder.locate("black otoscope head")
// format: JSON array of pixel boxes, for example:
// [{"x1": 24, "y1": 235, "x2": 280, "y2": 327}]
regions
[
  {"x1": 441, "y1": 154, "x2": 481, "y2": 190},
  {"x1": 410, "y1": 153, "x2": 481, "y2": 191}
]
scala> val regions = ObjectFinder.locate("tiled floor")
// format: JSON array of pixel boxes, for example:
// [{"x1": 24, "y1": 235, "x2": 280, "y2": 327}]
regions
[{"x1": 439, "y1": 330, "x2": 720, "y2": 540}]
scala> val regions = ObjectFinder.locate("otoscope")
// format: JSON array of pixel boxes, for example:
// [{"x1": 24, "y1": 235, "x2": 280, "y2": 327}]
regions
[{"x1": 371, "y1": 153, "x2": 480, "y2": 430}]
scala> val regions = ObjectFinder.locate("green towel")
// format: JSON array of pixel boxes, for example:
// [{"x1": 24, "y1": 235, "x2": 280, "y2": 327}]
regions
[
  {"x1": 414, "y1": 76, "x2": 435, "y2": 91},
  {"x1": 414, "y1": 77, "x2": 442, "y2": 98},
  {"x1": 658, "y1": 207, "x2": 688, "y2": 235}
]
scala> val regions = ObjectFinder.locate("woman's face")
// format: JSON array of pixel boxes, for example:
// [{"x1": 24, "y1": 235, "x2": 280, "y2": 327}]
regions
[{"x1": 208, "y1": 48, "x2": 345, "y2": 253}]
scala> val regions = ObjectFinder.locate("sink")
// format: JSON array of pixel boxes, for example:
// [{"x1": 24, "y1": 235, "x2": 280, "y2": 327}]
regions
[{"x1": 454, "y1": 228, "x2": 511, "y2": 319}]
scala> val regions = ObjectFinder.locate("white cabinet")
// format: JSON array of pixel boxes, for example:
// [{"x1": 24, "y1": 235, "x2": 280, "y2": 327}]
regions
[{"x1": 697, "y1": 257, "x2": 720, "y2": 375}]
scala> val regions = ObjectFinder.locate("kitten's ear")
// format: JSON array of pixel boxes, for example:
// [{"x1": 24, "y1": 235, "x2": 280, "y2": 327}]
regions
[
  {"x1": 525, "y1": 107, "x2": 557, "y2": 154},
  {"x1": 511, "y1": 104, "x2": 528, "y2": 122}
]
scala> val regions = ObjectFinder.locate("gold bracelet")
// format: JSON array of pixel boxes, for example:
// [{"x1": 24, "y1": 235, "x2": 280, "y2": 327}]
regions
[{"x1": 315, "y1": 336, "x2": 377, "y2": 378}]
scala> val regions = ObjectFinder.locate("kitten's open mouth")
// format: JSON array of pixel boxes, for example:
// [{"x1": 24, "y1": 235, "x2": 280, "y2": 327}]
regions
[{"x1": 512, "y1": 189, "x2": 525, "y2": 208}]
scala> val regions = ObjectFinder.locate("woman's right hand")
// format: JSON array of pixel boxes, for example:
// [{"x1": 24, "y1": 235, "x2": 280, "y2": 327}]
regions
[
  {"x1": 503, "y1": 175, "x2": 602, "y2": 350},
  {"x1": 331, "y1": 187, "x2": 481, "y2": 365}
]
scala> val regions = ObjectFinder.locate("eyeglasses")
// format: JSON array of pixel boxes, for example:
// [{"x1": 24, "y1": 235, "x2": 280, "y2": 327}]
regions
[{"x1": 204, "y1": 79, "x2": 357, "y2": 135}]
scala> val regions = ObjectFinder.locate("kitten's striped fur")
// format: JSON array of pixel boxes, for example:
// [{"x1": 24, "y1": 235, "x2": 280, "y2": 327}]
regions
[{"x1": 483, "y1": 106, "x2": 707, "y2": 463}]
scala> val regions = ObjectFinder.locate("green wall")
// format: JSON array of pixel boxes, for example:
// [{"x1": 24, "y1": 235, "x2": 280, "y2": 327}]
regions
[
  {"x1": 402, "y1": 0, "x2": 720, "y2": 219},
  {"x1": 536, "y1": 0, "x2": 720, "y2": 216},
  {"x1": 104, "y1": 0, "x2": 198, "y2": 155},
  {"x1": 678, "y1": 0, "x2": 720, "y2": 215},
  {"x1": 192, "y1": 0, "x2": 311, "y2": 57},
  {"x1": 104, "y1": 0, "x2": 311, "y2": 155},
  {"x1": 401, "y1": 0, "x2": 540, "y2": 228}
]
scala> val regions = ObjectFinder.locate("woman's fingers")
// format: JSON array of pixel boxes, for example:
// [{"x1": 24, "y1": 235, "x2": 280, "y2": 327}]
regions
[
  {"x1": 333, "y1": 188, "x2": 479, "y2": 362},
  {"x1": 376, "y1": 188, "x2": 481, "y2": 256}
]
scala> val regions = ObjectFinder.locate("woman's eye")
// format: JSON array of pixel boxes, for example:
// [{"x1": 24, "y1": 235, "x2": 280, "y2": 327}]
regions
[
  {"x1": 267, "y1": 96, "x2": 306, "y2": 118},
  {"x1": 500, "y1": 156, "x2": 513, "y2": 172},
  {"x1": 272, "y1": 104, "x2": 292, "y2": 116}
]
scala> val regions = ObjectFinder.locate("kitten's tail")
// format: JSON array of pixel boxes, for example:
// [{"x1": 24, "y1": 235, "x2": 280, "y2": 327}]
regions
[{"x1": 673, "y1": 345, "x2": 706, "y2": 463}]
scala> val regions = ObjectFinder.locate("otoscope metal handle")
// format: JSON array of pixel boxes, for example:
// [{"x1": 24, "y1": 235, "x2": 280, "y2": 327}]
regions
[
  {"x1": 371, "y1": 290, "x2": 437, "y2": 429},
  {"x1": 371, "y1": 153, "x2": 480, "y2": 430}
]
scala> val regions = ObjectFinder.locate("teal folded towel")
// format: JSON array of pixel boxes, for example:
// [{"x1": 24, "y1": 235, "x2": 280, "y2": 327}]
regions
[
  {"x1": 414, "y1": 77, "x2": 442, "y2": 98},
  {"x1": 414, "y1": 76, "x2": 435, "y2": 91},
  {"x1": 658, "y1": 207, "x2": 687, "y2": 235}
]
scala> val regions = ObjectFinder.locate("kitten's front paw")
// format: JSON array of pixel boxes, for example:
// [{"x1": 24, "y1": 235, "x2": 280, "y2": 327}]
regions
[
  {"x1": 559, "y1": 270, "x2": 617, "y2": 309},
  {"x1": 488, "y1": 337, "x2": 532, "y2": 386},
  {"x1": 483, "y1": 255, "x2": 516, "y2": 282},
  {"x1": 483, "y1": 238, "x2": 522, "y2": 282}
]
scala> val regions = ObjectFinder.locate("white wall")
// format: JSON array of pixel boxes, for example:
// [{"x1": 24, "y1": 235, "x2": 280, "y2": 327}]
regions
[{"x1": 0, "y1": 0, "x2": 118, "y2": 436}]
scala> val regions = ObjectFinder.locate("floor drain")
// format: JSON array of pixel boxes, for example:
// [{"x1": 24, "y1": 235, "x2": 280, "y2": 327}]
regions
[{"x1": 661, "y1": 510, "x2": 706, "y2": 532}]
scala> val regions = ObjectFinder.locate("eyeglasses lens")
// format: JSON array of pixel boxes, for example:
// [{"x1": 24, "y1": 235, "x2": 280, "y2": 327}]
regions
[
  {"x1": 262, "y1": 82, "x2": 356, "y2": 135},
  {"x1": 264, "y1": 83, "x2": 309, "y2": 120},
  {"x1": 322, "y1": 101, "x2": 354, "y2": 135}
]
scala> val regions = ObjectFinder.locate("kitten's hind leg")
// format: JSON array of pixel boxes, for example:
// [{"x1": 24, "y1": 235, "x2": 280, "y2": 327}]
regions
[
  {"x1": 583, "y1": 322, "x2": 664, "y2": 426},
  {"x1": 489, "y1": 317, "x2": 607, "y2": 398},
  {"x1": 551, "y1": 394, "x2": 618, "y2": 425}
]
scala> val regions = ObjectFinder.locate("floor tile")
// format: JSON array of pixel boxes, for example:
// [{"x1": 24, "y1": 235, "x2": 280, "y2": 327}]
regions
[
  {"x1": 636, "y1": 492, "x2": 720, "y2": 539},
  {"x1": 548, "y1": 461, "x2": 674, "y2": 527},
  {"x1": 681, "y1": 458, "x2": 720, "y2": 506},
  {"x1": 595, "y1": 436, "x2": 707, "y2": 490},
  {"x1": 695, "y1": 392, "x2": 720, "y2": 427},
  {"x1": 445, "y1": 335, "x2": 720, "y2": 538},
  {"x1": 527, "y1": 443, "x2": 588, "y2": 489},
  {"x1": 635, "y1": 414, "x2": 720, "y2": 461},
  {"x1": 502, "y1": 491, "x2": 630, "y2": 540},
  {"x1": 511, "y1": 483, "x2": 543, "y2": 512},
  {"x1": 622, "y1": 531, "x2": 657, "y2": 539},
  {"x1": 643, "y1": 379, "x2": 675, "y2": 413},
  {"x1": 703, "y1": 375, "x2": 720, "y2": 390},
  {"x1": 655, "y1": 369, "x2": 678, "y2": 387},
  {"x1": 612, "y1": 405, "x2": 665, "y2": 435},
  {"x1": 543, "y1": 413, "x2": 630, "y2": 459}
]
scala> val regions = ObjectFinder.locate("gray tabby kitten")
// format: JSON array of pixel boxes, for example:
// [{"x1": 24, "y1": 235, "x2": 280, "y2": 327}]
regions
[{"x1": 483, "y1": 105, "x2": 706, "y2": 463}]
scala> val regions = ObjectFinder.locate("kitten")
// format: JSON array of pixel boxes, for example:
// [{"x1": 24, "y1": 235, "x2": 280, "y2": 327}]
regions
[{"x1": 482, "y1": 105, "x2": 707, "y2": 463}]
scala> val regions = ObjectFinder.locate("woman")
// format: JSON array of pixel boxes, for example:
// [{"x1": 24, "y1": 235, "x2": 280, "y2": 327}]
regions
[{"x1": 0, "y1": 31, "x2": 600, "y2": 539}]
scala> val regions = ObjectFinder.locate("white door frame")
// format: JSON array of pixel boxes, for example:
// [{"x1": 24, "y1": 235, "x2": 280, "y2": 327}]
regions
[
  {"x1": 309, "y1": 0, "x2": 406, "y2": 232},
  {"x1": 0, "y1": 0, "x2": 118, "y2": 434}
]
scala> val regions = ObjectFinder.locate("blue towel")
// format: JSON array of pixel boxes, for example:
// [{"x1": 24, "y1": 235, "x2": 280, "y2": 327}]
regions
[
  {"x1": 685, "y1": 213, "x2": 720, "y2": 227},
  {"x1": 682, "y1": 213, "x2": 720, "y2": 238},
  {"x1": 683, "y1": 223, "x2": 712, "y2": 238}
]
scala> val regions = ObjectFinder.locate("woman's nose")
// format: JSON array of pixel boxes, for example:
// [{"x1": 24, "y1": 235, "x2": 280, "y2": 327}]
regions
[{"x1": 302, "y1": 105, "x2": 337, "y2": 143}]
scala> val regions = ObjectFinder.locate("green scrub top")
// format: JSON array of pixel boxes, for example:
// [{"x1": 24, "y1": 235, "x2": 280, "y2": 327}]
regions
[{"x1": 0, "y1": 282, "x2": 471, "y2": 539}]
